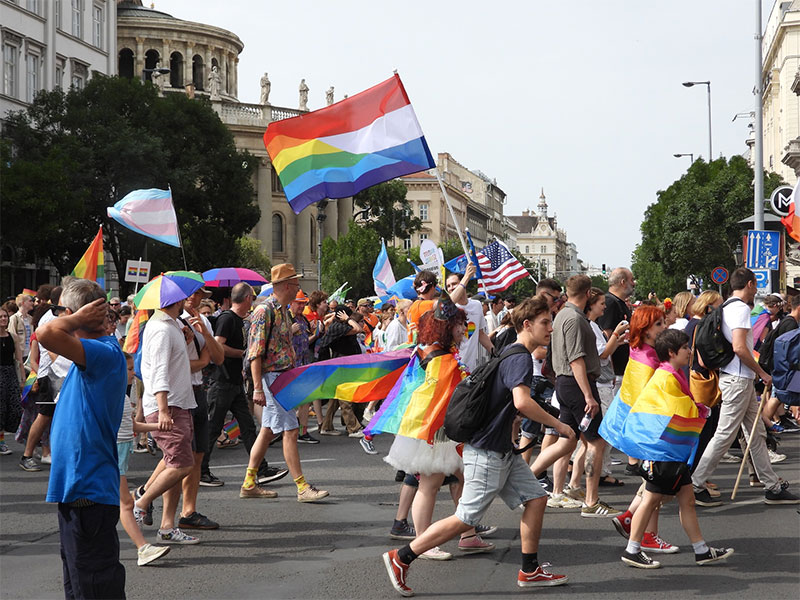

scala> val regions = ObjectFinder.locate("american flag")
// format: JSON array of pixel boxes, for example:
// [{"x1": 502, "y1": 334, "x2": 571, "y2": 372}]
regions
[{"x1": 477, "y1": 241, "x2": 530, "y2": 293}]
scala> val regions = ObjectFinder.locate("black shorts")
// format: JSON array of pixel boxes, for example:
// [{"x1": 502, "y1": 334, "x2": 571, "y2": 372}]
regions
[
  {"x1": 643, "y1": 464, "x2": 692, "y2": 496},
  {"x1": 33, "y1": 377, "x2": 57, "y2": 417},
  {"x1": 191, "y1": 386, "x2": 209, "y2": 454},
  {"x1": 555, "y1": 375, "x2": 603, "y2": 441}
]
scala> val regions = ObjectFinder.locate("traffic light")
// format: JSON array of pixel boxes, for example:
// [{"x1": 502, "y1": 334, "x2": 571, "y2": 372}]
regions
[{"x1": 601, "y1": 263, "x2": 607, "y2": 275}]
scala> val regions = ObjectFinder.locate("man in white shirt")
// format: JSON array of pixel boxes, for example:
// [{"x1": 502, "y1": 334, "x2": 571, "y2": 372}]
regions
[
  {"x1": 691, "y1": 268, "x2": 799, "y2": 506},
  {"x1": 445, "y1": 273, "x2": 493, "y2": 372}
]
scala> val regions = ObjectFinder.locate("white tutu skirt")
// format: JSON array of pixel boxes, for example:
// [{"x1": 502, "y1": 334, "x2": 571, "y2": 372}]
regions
[{"x1": 384, "y1": 432, "x2": 462, "y2": 476}]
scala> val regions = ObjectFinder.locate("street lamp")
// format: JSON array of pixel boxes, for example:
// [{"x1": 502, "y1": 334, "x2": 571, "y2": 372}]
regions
[
  {"x1": 673, "y1": 153, "x2": 694, "y2": 163},
  {"x1": 682, "y1": 81, "x2": 712, "y2": 162}
]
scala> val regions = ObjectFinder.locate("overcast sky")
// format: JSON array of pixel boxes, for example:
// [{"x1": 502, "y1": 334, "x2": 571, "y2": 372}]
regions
[{"x1": 157, "y1": 0, "x2": 774, "y2": 269}]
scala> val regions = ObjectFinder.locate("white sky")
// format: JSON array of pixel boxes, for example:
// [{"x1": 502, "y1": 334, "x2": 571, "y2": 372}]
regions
[{"x1": 156, "y1": 0, "x2": 774, "y2": 269}]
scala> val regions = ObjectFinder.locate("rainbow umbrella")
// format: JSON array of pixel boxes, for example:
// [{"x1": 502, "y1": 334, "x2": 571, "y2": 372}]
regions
[
  {"x1": 134, "y1": 271, "x2": 205, "y2": 309},
  {"x1": 202, "y1": 267, "x2": 267, "y2": 287}
]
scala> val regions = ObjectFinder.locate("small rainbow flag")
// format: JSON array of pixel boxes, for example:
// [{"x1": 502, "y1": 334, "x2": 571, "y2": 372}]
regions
[
  {"x1": 70, "y1": 226, "x2": 105, "y2": 289},
  {"x1": 364, "y1": 349, "x2": 465, "y2": 444},
  {"x1": 223, "y1": 419, "x2": 240, "y2": 440},
  {"x1": 123, "y1": 309, "x2": 150, "y2": 354},
  {"x1": 269, "y1": 349, "x2": 414, "y2": 411},
  {"x1": 21, "y1": 370, "x2": 37, "y2": 406}
]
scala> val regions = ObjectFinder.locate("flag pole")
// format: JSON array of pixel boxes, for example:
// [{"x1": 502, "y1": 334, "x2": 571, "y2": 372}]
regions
[
  {"x1": 433, "y1": 171, "x2": 469, "y2": 257},
  {"x1": 464, "y1": 227, "x2": 491, "y2": 299},
  {"x1": 168, "y1": 184, "x2": 189, "y2": 271}
]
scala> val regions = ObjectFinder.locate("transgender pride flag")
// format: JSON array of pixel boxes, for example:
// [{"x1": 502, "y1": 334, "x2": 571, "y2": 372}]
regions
[
  {"x1": 107, "y1": 188, "x2": 181, "y2": 247},
  {"x1": 264, "y1": 74, "x2": 436, "y2": 214},
  {"x1": 373, "y1": 240, "x2": 396, "y2": 296}
]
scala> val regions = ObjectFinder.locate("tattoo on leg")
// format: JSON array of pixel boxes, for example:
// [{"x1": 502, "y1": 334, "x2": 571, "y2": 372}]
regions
[{"x1": 585, "y1": 449, "x2": 595, "y2": 476}]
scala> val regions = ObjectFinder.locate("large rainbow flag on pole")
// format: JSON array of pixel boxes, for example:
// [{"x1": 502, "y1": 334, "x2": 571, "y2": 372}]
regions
[
  {"x1": 107, "y1": 188, "x2": 181, "y2": 247},
  {"x1": 269, "y1": 349, "x2": 414, "y2": 410},
  {"x1": 70, "y1": 226, "x2": 105, "y2": 289},
  {"x1": 264, "y1": 74, "x2": 436, "y2": 214}
]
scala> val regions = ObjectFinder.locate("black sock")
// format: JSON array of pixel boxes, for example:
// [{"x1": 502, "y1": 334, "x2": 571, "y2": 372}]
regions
[
  {"x1": 521, "y1": 552, "x2": 539, "y2": 573},
  {"x1": 398, "y1": 544, "x2": 418, "y2": 565},
  {"x1": 534, "y1": 471, "x2": 546, "y2": 480},
  {"x1": 393, "y1": 519, "x2": 406, "y2": 527}
]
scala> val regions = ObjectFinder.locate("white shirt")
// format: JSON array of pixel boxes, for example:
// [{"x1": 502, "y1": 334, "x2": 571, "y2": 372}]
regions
[
  {"x1": 141, "y1": 311, "x2": 196, "y2": 416},
  {"x1": 485, "y1": 309, "x2": 501, "y2": 334},
  {"x1": 670, "y1": 317, "x2": 689, "y2": 331},
  {"x1": 720, "y1": 298, "x2": 754, "y2": 379},
  {"x1": 384, "y1": 318, "x2": 407, "y2": 351},
  {"x1": 180, "y1": 310, "x2": 209, "y2": 387},
  {"x1": 117, "y1": 393, "x2": 135, "y2": 442},
  {"x1": 456, "y1": 299, "x2": 487, "y2": 372},
  {"x1": 36, "y1": 309, "x2": 72, "y2": 381}
]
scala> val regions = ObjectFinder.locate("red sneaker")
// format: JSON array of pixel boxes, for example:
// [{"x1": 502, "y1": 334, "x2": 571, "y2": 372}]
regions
[
  {"x1": 611, "y1": 512, "x2": 632, "y2": 538},
  {"x1": 517, "y1": 563, "x2": 569, "y2": 588},
  {"x1": 383, "y1": 549, "x2": 414, "y2": 597},
  {"x1": 641, "y1": 531, "x2": 679, "y2": 554}
]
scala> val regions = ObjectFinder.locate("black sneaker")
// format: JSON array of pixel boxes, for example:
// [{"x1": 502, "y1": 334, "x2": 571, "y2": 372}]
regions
[
  {"x1": 764, "y1": 486, "x2": 800, "y2": 505},
  {"x1": 298, "y1": 432, "x2": 320, "y2": 444},
  {"x1": 779, "y1": 415, "x2": 800, "y2": 433},
  {"x1": 179, "y1": 511, "x2": 220, "y2": 530},
  {"x1": 621, "y1": 550, "x2": 661, "y2": 569},
  {"x1": 19, "y1": 456, "x2": 41, "y2": 472},
  {"x1": 694, "y1": 488, "x2": 723, "y2": 507},
  {"x1": 695, "y1": 547, "x2": 734, "y2": 565},
  {"x1": 624, "y1": 463, "x2": 640, "y2": 476},
  {"x1": 390, "y1": 519, "x2": 417, "y2": 540},
  {"x1": 134, "y1": 485, "x2": 154, "y2": 526},
  {"x1": 269, "y1": 432, "x2": 283, "y2": 446},
  {"x1": 257, "y1": 465, "x2": 290, "y2": 485},
  {"x1": 538, "y1": 474, "x2": 553, "y2": 494},
  {"x1": 200, "y1": 472, "x2": 224, "y2": 487}
]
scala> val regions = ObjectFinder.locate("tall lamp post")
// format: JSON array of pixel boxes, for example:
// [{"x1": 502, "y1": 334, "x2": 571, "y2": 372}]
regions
[
  {"x1": 682, "y1": 80, "x2": 712, "y2": 161},
  {"x1": 673, "y1": 153, "x2": 694, "y2": 164}
]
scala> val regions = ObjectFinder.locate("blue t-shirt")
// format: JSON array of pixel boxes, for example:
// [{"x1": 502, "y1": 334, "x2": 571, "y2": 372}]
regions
[{"x1": 46, "y1": 336, "x2": 127, "y2": 505}]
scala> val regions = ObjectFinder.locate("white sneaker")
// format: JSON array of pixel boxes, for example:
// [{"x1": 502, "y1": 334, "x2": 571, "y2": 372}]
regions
[
  {"x1": 40, "y1": 455, "x2": 52, "y2": 465},
  {"x1": 720, "y1": 452, "x2": 741, "y2": 463},
  {"x1": 363, "y1": 409, "x2": 375, "y2": 422},
  {"x1": 418, "y1": 546, "x2": 452, "y2": 561},
  {"x1": 137, "y1": 543, "x2": 170, "y2": 566},
  {"x1": 768, "y1": 449, "x2": 787, "y2": 464},
  {"x1": 348, "y1": 429, "x2": 365, "y2": 439},
  {"x1": 156, "y1": 527, "x2": 200, "y2": 545},
  {"x1": 547, "y1": 494, "x2": 582, "y2": 509}
]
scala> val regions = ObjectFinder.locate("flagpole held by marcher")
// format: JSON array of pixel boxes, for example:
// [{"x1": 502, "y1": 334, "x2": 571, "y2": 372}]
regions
[
  {"x1": 731, "y1": 394, "x2": 767, "y2": 500},
  {"x1": 433, "y1": 170, "x2": 469, "y2": 257}
]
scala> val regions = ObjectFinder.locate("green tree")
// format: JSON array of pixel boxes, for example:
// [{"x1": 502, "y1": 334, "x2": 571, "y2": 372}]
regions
[
  {"x1": 1, "y1": 75, "x2": 259, "y2": 296},
  {"x1": 321, "y1": 221, "x2": 382, "y2": 300},
  {"x1": 353, "y1": 180, "x2": 422, "y2": 243},
  {"x1": 589, "y1": 275, "x2": 609, "y2": 292},
  {"x1": 234, "y1": 237, "x2": 271, "y2": 276},
  {"x1": 631, "y1": 157, "x2": 783, "y2": 298}
]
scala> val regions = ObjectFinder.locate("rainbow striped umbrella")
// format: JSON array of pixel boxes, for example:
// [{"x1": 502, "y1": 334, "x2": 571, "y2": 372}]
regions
[
  {"x1": 202, "y1": 267, "x2": 267, "y2": 287},
  {"x1": 134, "y1": 271, "x2": 205, "y2": 309}
]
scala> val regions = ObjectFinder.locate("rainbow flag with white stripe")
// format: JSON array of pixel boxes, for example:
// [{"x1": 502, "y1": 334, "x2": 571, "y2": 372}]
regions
[
  {"x1": 264, "y1": 74, "x2": 435, "y2": 214},
  {"x1": 70, "y1": 226, "x2": 105, "y2": 289},
  {"x1": 107, "y1": 188, "x2": 181, "y2": 247}
]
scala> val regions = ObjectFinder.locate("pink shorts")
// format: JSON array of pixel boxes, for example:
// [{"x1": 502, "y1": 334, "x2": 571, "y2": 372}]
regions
[{"x1": 145, "y1": 407, "x2": 195, "y2": 469}]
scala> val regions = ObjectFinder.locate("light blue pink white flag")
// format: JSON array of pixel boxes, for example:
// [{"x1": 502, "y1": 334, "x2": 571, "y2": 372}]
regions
[
  {"x1": 107, "y1": 188, "x2": 181, "y2": 248},
  {"x1": 373, "y1": 240, "x2": 396, "y2": 296}
]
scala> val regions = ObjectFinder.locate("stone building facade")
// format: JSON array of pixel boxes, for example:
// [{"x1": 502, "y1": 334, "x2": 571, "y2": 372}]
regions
[{"x1": 508, "y1": 190, "x2": 570, "y2": 279}]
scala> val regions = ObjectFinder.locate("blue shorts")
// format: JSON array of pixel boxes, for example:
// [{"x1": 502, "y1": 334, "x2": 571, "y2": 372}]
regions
[
  {"x1": 455, "y1": 445, "x2": 547, "y2": 527},
  {"x1": 117, "y1": 440, "x2": 133, "y2": 476},
  {"x1": 261, "y1": 372, "x2": 299, "y2": 433}
]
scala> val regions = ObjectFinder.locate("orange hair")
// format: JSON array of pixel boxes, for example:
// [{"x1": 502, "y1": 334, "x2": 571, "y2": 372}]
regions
[{"x1": 628, "y1": 305, "x2": 665, "y2": 349}]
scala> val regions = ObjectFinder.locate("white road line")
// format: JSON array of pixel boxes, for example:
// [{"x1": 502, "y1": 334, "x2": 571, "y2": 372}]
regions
[{"x1": 211, "y1": 458, "x2": 336, "y2": 470}]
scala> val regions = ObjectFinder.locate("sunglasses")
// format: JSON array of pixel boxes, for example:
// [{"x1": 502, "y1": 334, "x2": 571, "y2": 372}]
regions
[
  {"x1": 109, "y1": 303, "x2": 120, "y2": 307},
  {"x1": 51, "y1": 305, "x2": 68, "y2": 315}
]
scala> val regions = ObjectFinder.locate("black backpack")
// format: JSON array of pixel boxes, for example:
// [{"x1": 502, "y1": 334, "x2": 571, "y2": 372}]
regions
[
  {"x1": 444, "y1": 344, "x2": 529, "y2": 443},
  {"x1": 694, "y1": 298, "x2": 742, "y2": 370},
  {"x1": 758, "y1": 315, "x2": 798, "y2": 374}
]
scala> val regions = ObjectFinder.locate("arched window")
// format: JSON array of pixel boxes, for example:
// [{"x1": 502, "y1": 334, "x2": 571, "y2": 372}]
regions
[
  {"x1": 118, "y1": 48, "x2": 134, "y2": 79},
  {"x1": 143, "y1": 49, "x2": 159, "y2": 81},
  {"x1": 272, "y1": 214, "x2": 284, "y2": 254},
  {"x1": 169, "y1": 52, "x2": 183, "y2": 88},
  {"x1": 525, "y1": 245, "x2": 529, "y2": 254},
  {"x1": 192, "y1": 55, "x2": 204, "y2": 90}
]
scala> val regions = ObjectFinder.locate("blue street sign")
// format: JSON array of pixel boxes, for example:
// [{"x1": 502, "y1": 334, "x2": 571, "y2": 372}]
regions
[
  {"x1": 745, "y1": 230, "x2": 780, "y2": 271},
  {"x1": 711, "y1": 267, "x2": 728, "y2": 285},
  {"x1": 753, "y1": 269, "x2": 770, "y2": 292}
]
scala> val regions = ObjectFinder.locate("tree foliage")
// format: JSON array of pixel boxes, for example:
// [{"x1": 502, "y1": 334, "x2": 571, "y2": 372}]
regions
[
  {"x1": 1, "y1": 75, "x2": 259, "y2": 295},
  {"x1": 631, "y1": 157, "x2": 783, "y2": 298},
  {"x1": 353, "y1": 180, "x2": 422, "y2": 242},
  {"x1": 234, "y1": 237, "x2": 271, "y2": 277}
]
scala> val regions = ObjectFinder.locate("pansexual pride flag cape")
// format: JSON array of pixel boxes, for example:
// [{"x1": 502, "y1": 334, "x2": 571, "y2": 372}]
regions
[
  {"x1": 365, "y1": 348, "x2": 465, "y2": 444},
  {"x1": 269, "y1": 348, "x2": 413, "y2": 410},
  {"x1": 70, "y1": 226, "x2": 105, "y2": 289},
  {"x1": 611, "y1": 365, "x2": 706, "y2": 464},
  {"x1": 599, "y1": 344, "x2": 659, "y2": 449},
  {"x1": 107, "y1": 188, "x2": 181, "y2": 247},
  {"x1": 264, "y1": 74, "x2": 436, "y2": 214}
]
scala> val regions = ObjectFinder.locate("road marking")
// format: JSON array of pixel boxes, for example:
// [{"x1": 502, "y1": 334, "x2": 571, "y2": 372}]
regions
[{"x1": 211, "y1": 458, "x2": 336, "y2": 470}]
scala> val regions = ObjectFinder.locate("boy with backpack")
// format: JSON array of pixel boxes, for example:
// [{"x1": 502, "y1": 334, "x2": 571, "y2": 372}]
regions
[
  {"x1": 382, "y1": 296, "x2": 576, "y2": 597},
  {"x1": 758, "y1": 294, "x2": 800, "y2": 433},
  {"x1": 690, "y1": 268, "x2": 798, "y2": 506}
]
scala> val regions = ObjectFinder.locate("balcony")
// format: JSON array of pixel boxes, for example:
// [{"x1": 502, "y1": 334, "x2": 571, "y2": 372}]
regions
[
  {"x1": 781, "y1": 137, "x2": 800, "y2": 176},
  {"x1": 212, "y1": 101, "x2": 305, "y2": 127}
]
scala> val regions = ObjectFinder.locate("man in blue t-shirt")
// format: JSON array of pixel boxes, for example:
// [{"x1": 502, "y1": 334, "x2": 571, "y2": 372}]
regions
[
  {"x1": 383, "y1": 296, "x2": 576, "y2": 597},
  {"x1": 38, "y1": 279, "x2": 127, "y2": 599}
]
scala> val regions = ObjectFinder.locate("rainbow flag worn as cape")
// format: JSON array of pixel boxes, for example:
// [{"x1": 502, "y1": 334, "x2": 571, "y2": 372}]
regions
[
  {"x1": 21, "y1": 370, "x2": 37, "y2": 406},
  {"x1": 599, "y1": 345, "x2": 659, "y2": 450},
  {"x1": 364, "y1": 349, "x2": 465, "y2": 444},
  {"x1": 264, "y1": 74, "x2": 435, "y2": 214},
  {"x1": 70, "y1": 226, "x2": 104, "y2": 289},
  {"x1": 269, "y1": 349, "x2": 414, "y2": 410},
  {"x1": 613, "y1": 364, "x2": 706, "y2": 464},
  {"x1": 123, "y1": 309, "x2": 151, "y2": 354}
]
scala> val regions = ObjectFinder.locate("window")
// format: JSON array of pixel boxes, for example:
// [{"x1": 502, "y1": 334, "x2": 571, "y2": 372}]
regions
[
  {"x1": 3, "y1": 43, "x2": 17, "y2": 97},
  {"x1": 55, "y1": 57, "x2": 65, "y2": 88},
  {"x1": 71, "y1": 72, "x2": 84, "y2": 89},
  {"x1": 27, "y1": 0, "x2": 40, "y2": 15},
  {"x1": 541, "y1": 245, "x2": 547, "y2": 253},
  {"x1": 71, "y1": 0, "x2": 82, "y2": 38},
  {"x1": 117, "y1": 48, "x2": 133, "y2": 79},
  {"x1": 92, "y1": 4, "x2": 104, "y2": 49},
  {"x1": 26, "y1": 51, "x2": 40, "y2": 102},
  {"x1": 169, "y1": 52, "x2": 183, "y2": 88},
  {"x1": 419, "y1": 233, "x2": 428, "y2": 242},
  {"x1": 272, "y1": 214, "x2": 284, "y2": 254},
  {"x1": 55, "y1": 0, "x2": 62, "y2": 29},
  {"x1": 403, "y1": 238, "x2": 412, "y2": 251},
  {"x1": 419, "y1": 203, "x2": 429, "y2": 221},
  {"x1": 192, "y1": 55, "x2": 204, "y2": 90},
  {"x1": 525, "y1": 245, "x2": 529, "y2": 254},
  {"x1": 271, "y1": 168, "x2": 283, "y2": 193},
  {"x1": 310, "y1": 216, "x2": 316, "y2": 255}
]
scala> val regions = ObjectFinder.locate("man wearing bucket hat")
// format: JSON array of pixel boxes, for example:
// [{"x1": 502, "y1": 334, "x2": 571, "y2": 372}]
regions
[{"x1": 240, "y1": 264, "x2": 329, "y2": 502}]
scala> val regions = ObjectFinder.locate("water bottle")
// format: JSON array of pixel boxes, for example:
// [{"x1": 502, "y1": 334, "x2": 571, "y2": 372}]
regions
[{"x1": 578, "y1": 412, "x2": 592, "y2": 432}]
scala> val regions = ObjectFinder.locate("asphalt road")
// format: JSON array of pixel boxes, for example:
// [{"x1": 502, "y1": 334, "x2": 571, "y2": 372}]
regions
[{"x1": 1, "y1": 428, "x2": 799, "y2": 599}]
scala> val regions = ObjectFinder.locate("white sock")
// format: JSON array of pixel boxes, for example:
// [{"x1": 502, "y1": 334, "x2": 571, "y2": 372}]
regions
[
  {"x1": 158, "y1": 528, "x2": 173, "y2": 535},
  {"x1": 625, "y1": 540, "x2": 641, "y2": 554},
  {"x1": 692, "y1": 540, "x2": 709, "y2": 554}
]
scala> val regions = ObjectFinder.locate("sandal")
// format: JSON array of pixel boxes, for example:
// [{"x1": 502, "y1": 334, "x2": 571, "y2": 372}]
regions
[
  {"x1": 216, "y1": 433, "x2": 239, "y2": 449},
  {"x1": 599, "y1": 476, "x2": 625, "y2": 487}
]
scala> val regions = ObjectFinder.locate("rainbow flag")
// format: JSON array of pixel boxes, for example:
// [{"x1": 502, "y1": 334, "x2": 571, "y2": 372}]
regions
[
  {"x1": 269, "y1": 349, "x2": 414, "y2": 410},
  {"x1": 123, "y1": 309, "x2": 150, "y2": 354},
  {"x1": 21, "y1": 370, "x2": 37, "y2": 406},
  {"x1": 70, "y1": 226, "x2": 104, "y2": 289},
  {"x1": 613, "y1": 365, "x2": 706, "y2": 464},
  {"x1": 223, "y1": 419, "x2": 241, "y2": 440},
  {"x1": 599, "y1": 345, "x2": 659, "y2": 450},
  {"x1": 364, "y1": 350, "x2": 465, "y2": 444},
  {"x1": 264, "y1": 74, "x2": 435, "y2": 214}
]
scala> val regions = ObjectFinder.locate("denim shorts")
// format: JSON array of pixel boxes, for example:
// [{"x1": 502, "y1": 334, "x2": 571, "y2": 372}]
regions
[
  {"x1": 261, "y1": 372, "x2": 299, "y2": 433},
  {"x1": 455, "y1": 445, "x2": 547, "y2": 527},
  {"x1": 116, "y1": 440, "x2": 133, "y2": 476}
]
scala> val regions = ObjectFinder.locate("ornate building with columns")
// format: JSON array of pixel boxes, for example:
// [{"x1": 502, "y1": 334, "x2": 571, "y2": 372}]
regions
[{"x1": 116, "y1": 1, "x2": 352, "y2": 290}]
